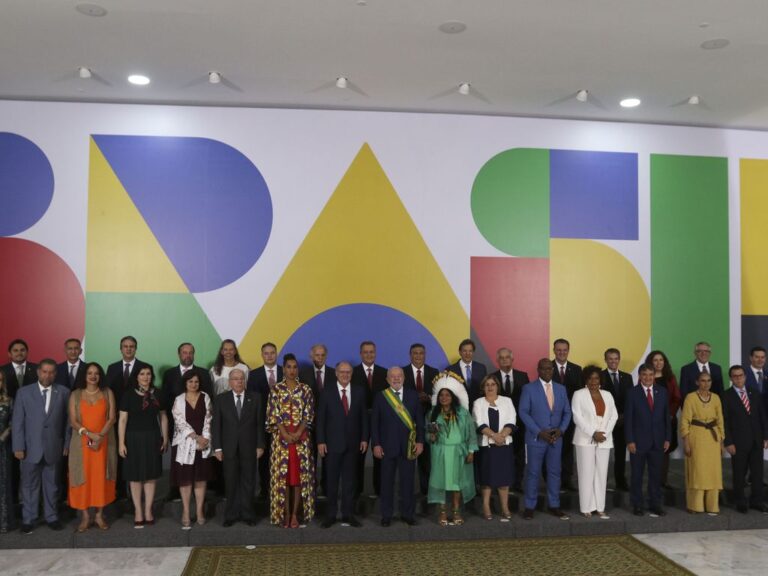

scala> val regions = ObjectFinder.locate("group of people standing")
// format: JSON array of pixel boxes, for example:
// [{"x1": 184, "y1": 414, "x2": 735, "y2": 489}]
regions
[{"x1": 0, "y1": 335, "x2": 767, "y2": 535}]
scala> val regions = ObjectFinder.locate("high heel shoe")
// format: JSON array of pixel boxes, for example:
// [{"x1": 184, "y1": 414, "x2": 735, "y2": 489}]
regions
[{"x1": 94, "y1": 516, "x2": 109, "y2": 530}]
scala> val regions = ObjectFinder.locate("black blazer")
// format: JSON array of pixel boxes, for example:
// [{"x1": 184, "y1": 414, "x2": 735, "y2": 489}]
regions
[
  {"x1": 489, "y1": 369, "x2": 530, "y2": 409},
  {"x1": 679, "y1": 361, "x2": 724, "y2": 398},
  {"x1": 352, "y1": 363, "x2": 388, "y2": 409},
  {"x1": 247, "y1": 364, "x2": 283, "y2": 396},
  {"x1": 402, "y1": 364, "x2": 439, "y2": 396},
  {"x1": 299, "y1": 365, "x2": 336, "y2": 402},
  {"x1": 315, "y1": 383, "x2": 369, "y2": 453},
  {"x1": 723, "y1": 386, "x2": 768, "y2": 449},
  {"x1": 552, "y1": 361, "x2": 582, "y2": 400},
  {"x1": 445, "y1": 360, "x2": 487, "y2": 400},
  {"x1": 600, "y1": 369, "x2": 634, "y2": 415},
  {"x1": 161, "y1": 365, "x2": 214, "y2": 411},
  {"x1": 211, "y1": 390, "x2": 265, "y2": 461},
  {"x1": 55, "y1": 361, "x2": 87, "y2": 390},
  {"x1": 106, "y1": 358, "x2": 152, "y2": 406},
  {"x1": 1, "y1": 362, "x2": 39, "y2": 398}
]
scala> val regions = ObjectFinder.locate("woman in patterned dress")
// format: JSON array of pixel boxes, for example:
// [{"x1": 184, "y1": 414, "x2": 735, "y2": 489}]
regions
[{"x1": 266, "y1": 353, "x2": 315, "y2": 527}]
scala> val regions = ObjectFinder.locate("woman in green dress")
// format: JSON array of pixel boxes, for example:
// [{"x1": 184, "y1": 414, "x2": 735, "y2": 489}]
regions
[{"x1": 427, "y1": 374, "x2": 477, "y2": 526}]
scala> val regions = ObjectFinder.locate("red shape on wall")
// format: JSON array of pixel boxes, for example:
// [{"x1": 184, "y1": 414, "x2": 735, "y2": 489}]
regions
[
  {"x1": 470, "y1": 257, "x2": 550, "y2": 378},
  {"x1": 0, "y1": 238, "x2": 84, "y2": 361}
]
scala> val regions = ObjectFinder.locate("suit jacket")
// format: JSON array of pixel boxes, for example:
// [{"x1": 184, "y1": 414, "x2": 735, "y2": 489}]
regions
[
  {"x1": 624, "y1": 384, "x2": 671, "y2": 452},
  {"x1": 315, "y1": 383, "x2": 369, "y2": 453},
  {"x1": 11, "y1": 383, "x2": 71, "y2": 464},
  {"x1": 1, "y1": 362, "x2": 39, "y2": 399},
  {"x1": 161, "y1": 365, "x2": 214, "y2": 413},
  {"x1": 211, "y1": 390, "x2": 265, "y2": 461},
  {"x1": 518, "y1": 379, "x2": 572, "y2": 444},
  {"x1": 722, "y1": 386, "x2": 768, "y2": 449},
  {"x1": 489, "y1": 369, "x2": 530, "y2": 409},
  {"x1": 246, "y1": 364, "x2": 283, "y2": 396},
  {"x1": 106, "y1": 358, "x2": 152, "y2": 406},
  {"x1": 403, "y1": 363, "x2": 439, "y2": 415},
  {"x1": 299, "y1": 365, "x2": 336, "y2": 403},
  {"x1": 743, "y1": 365, "x2": 768, "y2": 415},
  {"x1": 679, "y1": 361, "x2": 724, "y2": 398},
  {"x1": 55, "y1": 361, "x2": 87, "y2": 390},
  {"x1": 352, "y1": 363, "x2": 388, "y2": 409},
  {"x1": 600, "y1": 369, "x2": 634, "y2": 415},
  {"x1": 552, "y1": 361, "x2": 582, "y2": 400},
  {"x1": 445, "y1": 360, "x2": 487, "y2": 401},
  {"x1": 371, "y1": 387, "x2": 425, "y2": 458},
  {"x1": 571, "y1": 388, "x2": 618, "y2": 448}
]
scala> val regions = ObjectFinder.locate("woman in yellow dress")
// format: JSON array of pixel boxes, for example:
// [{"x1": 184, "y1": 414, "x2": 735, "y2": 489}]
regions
[{"x1": 679, "y1": 371, "x2": 724, "y2": 515}]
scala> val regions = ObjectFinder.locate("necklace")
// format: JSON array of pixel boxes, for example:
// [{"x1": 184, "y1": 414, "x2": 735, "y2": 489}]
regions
[
  {"x1": 84, "y1": 387, "x2": 100, "y2": 395},
  {"x1": 697, "y1": 392, "x2": 711, "y2": 404}
]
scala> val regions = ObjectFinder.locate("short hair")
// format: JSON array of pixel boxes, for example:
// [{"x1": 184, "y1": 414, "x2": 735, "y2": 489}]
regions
[
  {"x1": 335, "y1": 360, "x2": 353, "y2": 371},
  {"x1": 553, "y1": 338, "x2": 570, "y2": 348},
  {"x1": 182, "y1": 367, "x2": 204, "y2": 390},
  {"x1": 38, "y1": 358, "x2": 57, "y2": 370},
  {"x1": 130, "y1": 364, "x2": 155, "y2": 388},
  {"x1": 310, "y1": 343, "x2": 327, "y2": 355},
  {"x1": 261, "y1": 342, "x2": 277, "y2": 352},
  {"x1": 604, "y1": 348, "x2": 620, "y2": 358},
  {"x1": 65, "y1": 338, "x2": 82, "y2": 347},
  {"x1": 177, "y1": 342, "x2": 194, "y2": 354},
  {"x1": 120, "y1": 336, "x2": 138, "y2": 347},
  {"x1": 581, "y1": 365, "x2": 602, "y2": 385},
  {"x1": 7, "y1": 339, "x2": 28, "y2": 352},
  {"x1": 496, "y1": 347, "x2": 513, "y2": 358},
  {"x1": 359, "y1": 341, "x2": 376, "y2": 351},
  {"x1": 638, "y1": 363, "x2": 654, "y2": 375},
  {"x1": 409, "y1": 343, "x2": 425, "y2": 352},
  {"x1": 480, "y1": 374, "x2": 500, "y2": 394},
  {"x1": 694, "y1": 341, "x2": 711, "y2": 349},
  {"x1": 729, "y1": 365, "x2": 746, "y2": 377},
  {"x1": 283, "y1": 353, "x2": 298, "y2": 365},
  {"x1": 386, "y1": 366, "x2": 404, "y2": 378},
  {"x1": 458, "y1": 339, "x2": 475, "y2": 351},
  {"x1": 79, "y1": 362, "x2": 104, "y2": 390},
  {"x1": 750, "y1": 346, "x2": 766, "y2": 356}
]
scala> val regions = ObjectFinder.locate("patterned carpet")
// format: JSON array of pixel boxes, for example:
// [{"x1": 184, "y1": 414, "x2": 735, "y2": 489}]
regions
[{"x1": 181, "y1": 535, "x2": 694, "y2": 576}]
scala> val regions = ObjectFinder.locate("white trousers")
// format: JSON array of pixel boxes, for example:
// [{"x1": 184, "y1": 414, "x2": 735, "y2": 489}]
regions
[{"x1": 575, "y1": 445, "x2": 611, "y2": 513}]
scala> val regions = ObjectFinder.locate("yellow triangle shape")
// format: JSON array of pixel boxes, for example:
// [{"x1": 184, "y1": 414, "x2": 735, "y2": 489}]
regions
[
  {"x1": 86, "y1": 138, "x2": 188, "y2": 293},
  {"x1": 240, "y1": 143, "x2": 468, "y2": 364}
]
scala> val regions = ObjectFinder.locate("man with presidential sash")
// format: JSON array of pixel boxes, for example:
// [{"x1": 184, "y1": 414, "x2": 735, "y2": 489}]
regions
[{"x1": 372, "y1": 366, "x2": 425, "y2": 526}]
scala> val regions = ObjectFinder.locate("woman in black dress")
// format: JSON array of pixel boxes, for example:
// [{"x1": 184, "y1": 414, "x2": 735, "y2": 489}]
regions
[
  {"x1": 0, "y1": 371, "x2": 14, "y2": 533},
  {"x1": 118, "y1": 365, "x2": 168, "y2": 528},
  {"x1": 170, "y1": 369, "x2": 214, "y2": 529}
]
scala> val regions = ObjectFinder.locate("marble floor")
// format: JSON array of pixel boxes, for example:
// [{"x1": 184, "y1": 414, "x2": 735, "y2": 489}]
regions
[{"x1": 0, "y1": 530, "x2": 766, "y2": 575}]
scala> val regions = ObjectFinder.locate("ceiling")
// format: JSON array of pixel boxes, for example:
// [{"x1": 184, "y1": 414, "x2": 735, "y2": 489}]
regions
[{"x1": 2, "y1": 0, "x2": 768, "y2": 130}]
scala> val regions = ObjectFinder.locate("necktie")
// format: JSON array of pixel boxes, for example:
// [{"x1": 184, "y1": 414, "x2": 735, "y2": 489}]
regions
[
  {"x1": 740, "y1": 389, "x2": 751, "y2": 414},
  {"x1": 123, "y1": 362, "x2": 130, "y2": 384},
  {"x1": 560, "y1": 365, "x2": 566, "y2": 382},
  {"x1": 505, "y1": 374, "x2": 512, "y2": 395},
  {"x1": 396, "y1": 390, "x2": 401, "y2": 402},
  {"x1": 466, "y1": 364, "x2": 472, "y2": 387},
  {"x1": 42, "y1": 388, "x2": 49, "y2": 414},
  {"x1": 646, "y1": 387, "x2": 654, "y2": 411},
  {"x1": 545, "y1": 382, "x2": 554, "y2": 410},
  {"x1": 69, "y1": 364, "x2": 76, "y2": 388},
  {"x1": 235, "y1": 394, "x2": 242, "y2": 418},
  {"x1": 702, "y1": 365, "x2": 709, "y2": 375},
  {"x1": 758, "y1": 371, "x2": 764, "y2": 392},
  {"x1": 268, "y1": 369, "x2": 276, "y2": 387},
  {"x1": 416, "y1": 369, "x2": 423, "y2": 392},
  {"x1": 612, "y1": 372, "x2": 619, "y2": 388},
  {"x1": 366, "y1": 368, "x2": 373, "y2": 389},
  {"x1": 341, "y1": 387, "x2": 349, "y2": 415},
  {"x1": 316, "y1": 369, "x2": 324, "y2": 391},
  {"x1": 16, "y1": 365, "x2": 24, "y2": 385}
]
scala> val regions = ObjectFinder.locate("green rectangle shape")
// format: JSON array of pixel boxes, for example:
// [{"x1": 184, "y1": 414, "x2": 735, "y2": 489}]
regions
[{"x1": 651, "y1": 154, "x2": 729, "y2": 379}]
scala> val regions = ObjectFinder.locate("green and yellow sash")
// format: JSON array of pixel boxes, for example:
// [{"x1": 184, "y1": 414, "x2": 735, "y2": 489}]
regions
[{"x1": 383, "y1": 388, "x2": 418, "y2": 460}]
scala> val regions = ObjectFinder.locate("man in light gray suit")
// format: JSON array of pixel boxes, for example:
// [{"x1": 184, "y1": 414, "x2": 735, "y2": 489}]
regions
[{"x1": 12, "y1": 358, "x2": 71, "y2": 533}]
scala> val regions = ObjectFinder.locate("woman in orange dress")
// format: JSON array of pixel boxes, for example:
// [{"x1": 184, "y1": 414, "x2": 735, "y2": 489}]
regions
[{"x1": 68, "y1": 362, "x2": 117, "y2": 532}]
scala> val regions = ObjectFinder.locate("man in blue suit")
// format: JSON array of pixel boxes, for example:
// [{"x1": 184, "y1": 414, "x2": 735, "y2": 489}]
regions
[
  {"x1": 519, "y1": 358, "x2": 572, "y2": 520},
  {"x1": 446, "y1": 338, "x2": 487, "y2": 405},
  {"x1": 679, "y1": 341, "x2": 724, "y2": 397},
  {"x1": 625, "y1": 364, "x2": 671, "y2": 517},
  {"x1": 12, "y1": 359, "x2": 71, "y2": 533},
  {"x1": 371, "y1": 366, "x2": 424, "y2": 526},
  {"x1": 316, "y1": 361, "x2": 369, "y2": 528},
  {"x1": 744, "y1": 346, "x2": 768, "y2": 414}
]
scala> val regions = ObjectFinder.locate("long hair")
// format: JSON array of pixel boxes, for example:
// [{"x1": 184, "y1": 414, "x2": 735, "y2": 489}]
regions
[
  {"x1": 430, "y1": 388, "x2": 459, "y2": 423},
  {"x1": 645, "y1": 350, "x2": 674, "y2": 384},
  {"x1": 0, "y1": 371, "x2": 7, "y2": 402},
  {"x1": 78, "y1": 362, "x2": 105, "y2": 390},
  {"x1": 213, "y1": 339, "x2": 243, "y2": 376},
  {"x1": 129, "y1": 364, "x2": 156, "y2": 390}
]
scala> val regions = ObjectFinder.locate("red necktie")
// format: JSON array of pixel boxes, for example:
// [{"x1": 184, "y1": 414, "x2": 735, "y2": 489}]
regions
[
  {"x1": 560, "y1": 366, "x2": 566, "y2": 382},
  {"x1": 316, "y1": 369, "x2": 324, "y2": 391},
  {"x1": 646, "y1": 387, "x2": 654, "y2": 411},
  {"x1": 739, "y1": 389, "x2": 751, "y2": 414},
  {"x1": 341, "y1": 388, "x2": 349, "y2": 415},
  {"x1": 416, "y1": 369, "x2": 423, "y2": 392},
  {"x1": 366, "y1": 368, "x2": 373, "y2": 389}
]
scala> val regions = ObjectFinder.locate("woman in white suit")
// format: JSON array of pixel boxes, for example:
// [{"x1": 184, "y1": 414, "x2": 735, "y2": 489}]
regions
[{"x1": 572, "y1": 365, "x2": 618, "y2": 518}]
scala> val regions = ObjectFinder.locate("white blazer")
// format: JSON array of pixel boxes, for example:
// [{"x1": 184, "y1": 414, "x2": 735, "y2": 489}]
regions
[
  {"x1": 472, "y1": 396, "x2": 517, "y2": 447},
  {"x1": 571, "y1": 388, "x2": 618, "y2": 448}
]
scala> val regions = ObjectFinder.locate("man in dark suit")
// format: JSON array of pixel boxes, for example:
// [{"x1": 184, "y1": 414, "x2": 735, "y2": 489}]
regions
[
  {"x1": 246, "y1": 342, "x2": 283, "y2": 499},
  {"x1": 679, "y1": 341, "x2": 724, "y2": 398},
  {"x1": 446, "y1": 338, "x2": 487, "y2": 403},
  {"x1": 600, "y1": 347, "x2": 634, "y2": 491},
  {"x1": 12, "y1": 359, "x2": 71, "y2": 533},
  {"x1": 402, "y1": 343, "x2": 439, "y2": 496},
  {"x1": 351, "y1": 341, "x2": 387, "y2": 497},
  {"x1": 625, "y1": 364, "x2": 671, "y2": 517},
  {"x1": 490, "y1": 347, "x2": 530, "y2": 492},
  {"x1": 212, "y1": 368, "x2": 265, "y2": 527},
  {"x1": 55, "y1": 338, "x2": 86, "y2": 390},
  {"x1": 744, "y1": 346, "x2": 768, "y2": 415},
  {"x1": 723, "y1": 365, "x2": 768, "y2": 513},
  {"x1": 551, "y1": 338, "x2": 581, "y2": 491},
  {"x1": 2, "y1": 338, "x2": 38, "y2": 399},
  {"x1": 371, "y1": 366, "x2": 424, "y2": 526},
  {"x1": 316, "y1": 361, "x2": 369, "y2": 528}
]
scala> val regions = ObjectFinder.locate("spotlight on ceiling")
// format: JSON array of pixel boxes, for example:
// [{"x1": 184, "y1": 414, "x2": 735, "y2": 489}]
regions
[
  {"x1": 78, "y1": 67, "x2": 92, "y2": 79},
  {"x1": 619, "y1": 97, "x2": 641, "y2": 108},
  {"x1": 335, "y1": 77, "x2": 348, "y2": 89},
  {"x1": 576, "y1": 89, "x2": 589, "y2": 103},
  {"x1": 128, "y1": 74, "x2": 150, "y2": 86},
  {"x1": 208, "y1": 71, "x2": 222, "y2": 84},
  {"x1": 75, "y1": 3, "x2": 107, "y2": 17},
  {"x1": 688, "y1": 95, "x2": 700, "y2": 105},
  {"x1": 458, "y1": 82, "x2": 471, "y2": 96}
]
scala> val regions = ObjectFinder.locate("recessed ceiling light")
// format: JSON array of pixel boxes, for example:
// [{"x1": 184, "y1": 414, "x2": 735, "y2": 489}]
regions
[
  {"x1": 576, "y1": 89, "x2": 589, "y2": 103},
  {"x1": 208, "y1": 71, "x2": 222, "y2": 84},
  {"x1": 688, "y1": 95, "x2": 700, "y2": 105},
  {"x1": 78, "y1": 67, "x2": 92, "y2": 79},
  {"x1": 620, "y1": 97, "x2": 641, "y2": 108},
  {"x1": 458, "y1": 82, "x2": 471, "y2": 96},
  {"x1": 336, "y1": 77, "x2": 348, "y2": 89},
  {"x1": 75, "y1": 3, "x2": 107, "y2": 17},
  {"x1": 698, "y1": 22, "x2": 710, "y2": 29},
  {"x1": 701, "y1": 38, "x2": 729, "y2": 50},
  {"x1": 128, "y1": 74, "x2": 150, "y2": 86},
  {"x1": 439, "y1": 21, "x2": 467, "y2": 34}
]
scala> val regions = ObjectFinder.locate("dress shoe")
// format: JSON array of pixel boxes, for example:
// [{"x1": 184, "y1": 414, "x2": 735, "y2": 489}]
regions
[
  {"x1": 750, "y1": 504, "x2": 768, "y2": 514},
  {"x1": 402, "y1": 517, "x2": 417, "y2": 526},
  {"x1": 616, "y1": 481, "x2": 629, "y2": 491},
  {"x1": 20, "y1": 524, "x2": 33, "y2": 534},
  {"x1": 633, "y1": 507, "x2": 643, "y2": 516},
  {"x1": 321, "y1": 518, "x2": 336, "y2": 529},
  {"x1": 380, "y1": 518, "x2": 391, "y2": 527},
  {"x1": 344, "y1": 517, "x2": 362, "y2": 528},
  {"x1": 523, "y1": 509, "x2": 534, "y2": 520},
  {"x1": 47, "y1": 520, "x2": 64, "y2": 531},
  {"x1": 649, "y1": 508, "x2": 666, "y2": 518},
  {"x1": 549, "y1": 508, "x2": 569, "y2": 520},
  {"x1": 222, "y1": 519, "x2": 236, "y2": 527},
  {"x1": 561, "y1": 481, "x2": 575, "y2": 492},
  {"x1": 736, "y1": 503, "x2": 748, "y2": 514}
]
